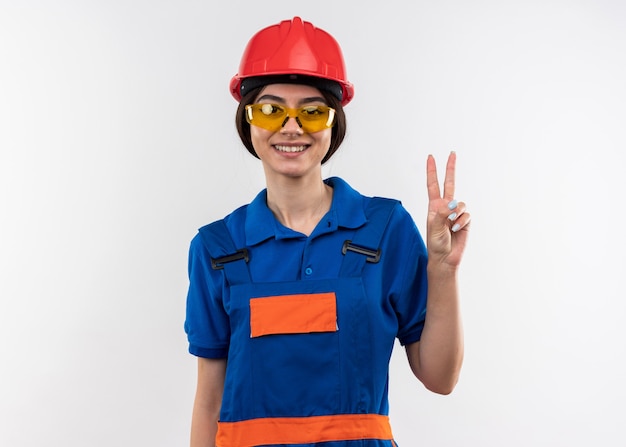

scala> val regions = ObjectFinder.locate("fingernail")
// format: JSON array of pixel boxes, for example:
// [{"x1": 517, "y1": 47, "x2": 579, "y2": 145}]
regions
[
  {"x1": 448, "y1": 212, "x2": 457, "y2": 221},
  {"x1": 447, "y1": 200, "x2": 458, "y2": 210},
  {"x1": 452, "y1": 223, "x2": 461, "y2": 232}
]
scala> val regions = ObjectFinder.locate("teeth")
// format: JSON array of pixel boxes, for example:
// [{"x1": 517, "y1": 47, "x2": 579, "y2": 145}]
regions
[{"x1": 275, "y1": 145, "x2": 306, "y2": 153}]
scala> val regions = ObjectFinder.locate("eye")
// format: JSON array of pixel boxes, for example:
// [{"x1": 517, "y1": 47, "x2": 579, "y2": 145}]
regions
[
  {"x1": 260, "y1": 104, "x2": 282, "y2": 116},
  {"x1": 300, "y1": 106, "x2": 325, "y2": 116}
]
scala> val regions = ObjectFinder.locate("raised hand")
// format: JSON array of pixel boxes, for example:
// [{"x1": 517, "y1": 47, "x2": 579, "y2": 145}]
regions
[{"x1": 426, "y1": 152, "x2": 470, "y2": 268}]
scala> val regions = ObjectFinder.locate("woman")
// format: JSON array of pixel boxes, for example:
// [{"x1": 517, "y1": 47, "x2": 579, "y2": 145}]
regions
[{"x1": 185, "y1": 16, "x2": 470, "y2": 447}]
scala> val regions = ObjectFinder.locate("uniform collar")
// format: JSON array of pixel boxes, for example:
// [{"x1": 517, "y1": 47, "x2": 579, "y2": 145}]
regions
[{"x1": 245, "y1": 176, "x2": 367, "y2": 246}]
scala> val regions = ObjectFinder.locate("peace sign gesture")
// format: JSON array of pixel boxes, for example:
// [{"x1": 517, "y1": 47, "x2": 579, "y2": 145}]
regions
[{"x1": 426, "y1": 152, "x2": 471, "y2": 268}]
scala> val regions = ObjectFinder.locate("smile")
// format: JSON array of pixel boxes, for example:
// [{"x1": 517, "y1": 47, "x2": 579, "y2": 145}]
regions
[{"x1": 274, "y1": 145, "x2": 308, "y2": 153}]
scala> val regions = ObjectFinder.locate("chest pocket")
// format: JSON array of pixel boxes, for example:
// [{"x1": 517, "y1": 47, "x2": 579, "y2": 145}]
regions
[{"x1": 250, "y1": 292, "x2": 337, "y2": 337}]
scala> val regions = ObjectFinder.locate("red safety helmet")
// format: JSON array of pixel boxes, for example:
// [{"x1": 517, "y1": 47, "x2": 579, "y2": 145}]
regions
[{"x1": 230, "y1": 17, "x2": 354, "y2": 106}]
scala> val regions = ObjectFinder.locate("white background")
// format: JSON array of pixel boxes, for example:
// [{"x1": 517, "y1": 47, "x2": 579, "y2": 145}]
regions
[{"x1": 1, "y1": 0, "x2": 625, "y2": 446}]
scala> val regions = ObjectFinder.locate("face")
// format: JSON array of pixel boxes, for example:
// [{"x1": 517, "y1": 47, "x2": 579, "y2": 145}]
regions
[{"x1": 249, "y1": 83, "x2": 333, "y2": 181}]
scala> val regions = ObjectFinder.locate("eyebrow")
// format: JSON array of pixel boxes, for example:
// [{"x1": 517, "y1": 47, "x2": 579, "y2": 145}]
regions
[{"x1": 256, "y1": 94, "x2": 327, "y2": 106}]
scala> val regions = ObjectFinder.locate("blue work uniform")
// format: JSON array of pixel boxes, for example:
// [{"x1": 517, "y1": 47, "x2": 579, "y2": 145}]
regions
[{"x1": 185, "y1": 177, "x2": 428, "y2": 447}]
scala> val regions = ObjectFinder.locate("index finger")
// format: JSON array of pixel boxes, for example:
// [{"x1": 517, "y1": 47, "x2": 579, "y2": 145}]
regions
[
  {"x1": 426, "y1": 154, "x2": 441, "y2": 201},
  {"x1": 443, "y1": 151, "x2": 456, "y2": 200}
]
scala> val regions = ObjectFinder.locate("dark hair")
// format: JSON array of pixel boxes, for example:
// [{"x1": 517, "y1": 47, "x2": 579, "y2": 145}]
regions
[{"x1": 235, "y1": 86, "x2": 347, "y2": 165}]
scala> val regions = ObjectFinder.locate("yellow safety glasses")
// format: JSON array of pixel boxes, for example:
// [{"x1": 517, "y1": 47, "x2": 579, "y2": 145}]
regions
[{"x1": 245, "y1": 103, "x2": 336, "y2": 133}]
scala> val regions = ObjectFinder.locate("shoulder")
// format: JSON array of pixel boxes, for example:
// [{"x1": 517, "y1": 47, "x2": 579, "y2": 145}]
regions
[
  {"x1": 199, "y1": 204, "x2": 249, "y2": 235},
  {"x1": 364, "y1": 195, "x2": 414, "y2": 231},
  {"x1": 364, "y1": 196, "x2": 422, "y2": 253},
  {"x1": 193, "y1": 204, "x2": 250, "y2": 254}
]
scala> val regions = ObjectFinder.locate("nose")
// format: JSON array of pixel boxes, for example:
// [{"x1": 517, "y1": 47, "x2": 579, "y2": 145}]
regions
[{"x1": 280, "y1": 115, "x2": 303, "y2": 134}]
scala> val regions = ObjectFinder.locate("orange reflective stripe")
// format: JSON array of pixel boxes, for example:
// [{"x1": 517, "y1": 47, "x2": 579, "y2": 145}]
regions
[
  {"x1": 249, "y1": 292, "x2": 337, "y2": 337},
  {"x1": 216, "y1": 414, "x2": 393, "y2": 447}
]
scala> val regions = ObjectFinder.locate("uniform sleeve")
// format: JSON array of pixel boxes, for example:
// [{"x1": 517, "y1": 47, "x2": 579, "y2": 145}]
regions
[
  {"x1": 184, "y1": 234, "x2": 230, "y2": 358},
  {"x1": 389, "y1": 207, "x2": 429, "y2": 346}
]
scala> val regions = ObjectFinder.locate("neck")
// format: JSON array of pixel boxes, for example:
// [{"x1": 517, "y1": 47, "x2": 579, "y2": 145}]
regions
[{"x1": 266, "y1": 177, "x2": 333, "y2": 236}]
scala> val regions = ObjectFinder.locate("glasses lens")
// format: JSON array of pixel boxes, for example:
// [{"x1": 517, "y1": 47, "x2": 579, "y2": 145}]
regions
[
  {"x1": 245, "y1": 104, "x2": 287, "y2": 132},
  {"x1": 246, "y1": 104, "x2": 336, "y2": 133},
  {"x1": 297, "y1": 106, "x2": 335, "y2": 132}
]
